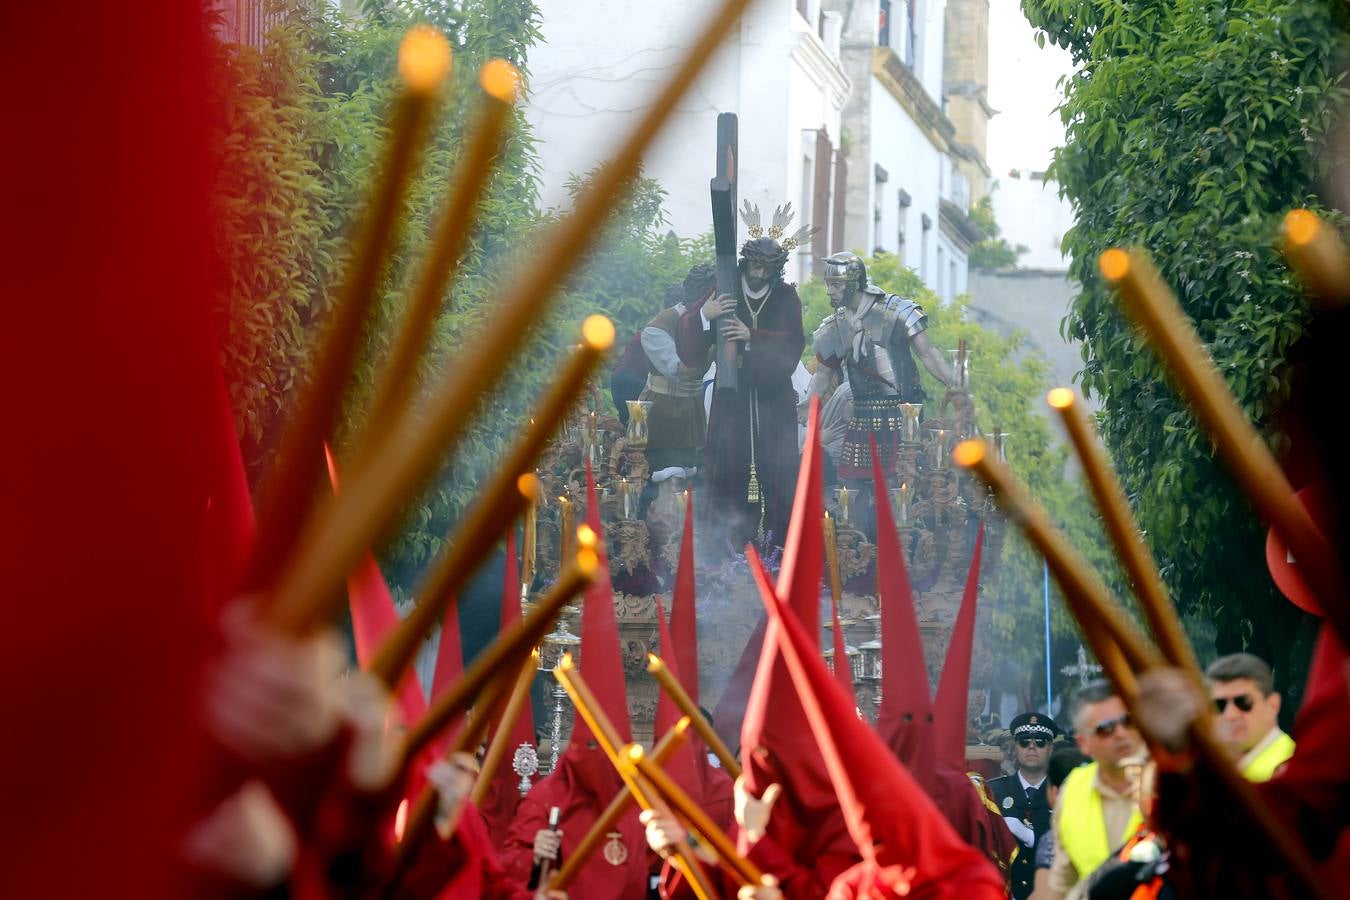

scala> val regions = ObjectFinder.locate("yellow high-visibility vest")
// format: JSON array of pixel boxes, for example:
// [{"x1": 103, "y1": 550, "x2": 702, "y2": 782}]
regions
[
  {"x1": 1057, "y1": 762, "x2": 1142, "y2": 881},
  {"x1": 1242, "y1": 730, "x2": 1296, "y2": 782}
]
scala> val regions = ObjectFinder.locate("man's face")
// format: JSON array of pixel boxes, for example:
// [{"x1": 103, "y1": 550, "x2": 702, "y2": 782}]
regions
[
  {"x1": 1014, "y1": 734, "x2": 1051, "y2": 775},
  {"x1": 1210, "y1": 677, "x2": 1280, "y2": 755},
  {"x1": 744, "y1": 262, "x2": 772, "y2": 292},
  {"x1": 1075, "y1": 696, "x2": 1143, "y2": 769},
  {"x1": 824, "y1": 276, "x2": 849, "y2": 306}
]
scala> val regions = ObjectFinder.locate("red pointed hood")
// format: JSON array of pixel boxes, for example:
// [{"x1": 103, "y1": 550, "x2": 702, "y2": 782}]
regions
[
  {"x1": 870, "y1": 438, "x2": 936, "y2": 792},
  {"x1": 746, "y1": 549, "x2": 1005, "y2": 900},
  {"x1": 480, "y1": 529, "x2": 539, "y2": 846},
  {"x1": 653, "y1": 603, "x2": 702, "y2": 793},
  {"x1": 776, "y1": 395, "x2": 825, "y2": 641},
  {"x1": 670, "y1": 488, "x2": 701, "y2": 704},
  {"x1": 556, "y1": 460, "x2": 632, "y2": 800},
  {"x1": 739, "y1": 397, "x2": 854, "y2": 863},
  {"x1": 934, "y1": 523, "x2": 984, "y2": 769},
  {"x1": 203, "y1": 362, "x2": 255, "y2": 608},
  {"x1": 324, "y1": 444, "x2": 426, "y2": 726}
]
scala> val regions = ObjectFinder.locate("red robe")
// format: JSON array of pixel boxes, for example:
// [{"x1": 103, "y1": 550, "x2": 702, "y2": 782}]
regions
[
  {"x1": 395, "y1": 803, "x2": 532, "y2": 900},
  {"x1": 676, "y1": 281, "x2": 805, "y2": 549},
  {"x1": 499, "y1": 745, "x2": 648, "y2": 899}
]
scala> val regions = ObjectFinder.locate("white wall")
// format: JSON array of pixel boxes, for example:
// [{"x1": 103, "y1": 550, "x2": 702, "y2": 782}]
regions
[
  {"x1": 525, "y1": 0, "x2": 848, "y2": 247},
  {"x1": 991, "y1": 173, "x2": 1074, "y2": 270},
  {"x1": 867, "y1": 81, "x2": 943, "y2": 285}
]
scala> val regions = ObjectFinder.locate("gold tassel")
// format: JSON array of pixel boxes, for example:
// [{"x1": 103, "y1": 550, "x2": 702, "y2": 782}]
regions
[{"x1": 746, "y1": 466, "x2": 761, "y2": 504}]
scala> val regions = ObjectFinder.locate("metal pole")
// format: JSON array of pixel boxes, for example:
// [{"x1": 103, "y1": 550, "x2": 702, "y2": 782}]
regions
[{"x1": 1043, "y1": 558, "x2": 1053, "y2": 712}]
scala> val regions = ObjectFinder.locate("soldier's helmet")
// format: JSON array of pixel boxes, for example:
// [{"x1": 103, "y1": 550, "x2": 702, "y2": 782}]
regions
[{"x1": 822, "y1": 250, "x2": 868, "y2": 294}]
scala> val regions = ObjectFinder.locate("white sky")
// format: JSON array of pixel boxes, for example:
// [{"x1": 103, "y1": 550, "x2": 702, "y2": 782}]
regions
[{"x1": 985, "y1": 0, "x2": 1076, "y2": 177}]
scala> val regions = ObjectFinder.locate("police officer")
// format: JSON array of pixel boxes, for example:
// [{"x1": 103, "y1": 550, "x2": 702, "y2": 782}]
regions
[{"x1": 988, "y1": 713, "x2": 1062, "y2": 900}]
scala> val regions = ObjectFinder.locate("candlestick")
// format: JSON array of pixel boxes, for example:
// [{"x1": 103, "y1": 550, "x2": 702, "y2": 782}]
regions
[
  {"x1": 360, "y1": 58, "x2": 520, "y2": 447},
  {"x1": 520, "y1": 490, "x2": 538, "y2": 603},
  {"x1": 1100, "y1": 248, "x2": 1348, "y2": 644},
  {"x1": 929, "y1": 428, "x2": 952, "y2": 470},
  {"x1": 899, "y1": 403, "x2": 923, "y2": 443},
  {"x1": 264, "y1": 316, "x2": 612, "y2": 638},
  {"x1": 625, "y1": 745, "x2": 768, "y2": 887},
  {"x1": 471, "y1": 649, "x2": 538, "y2": 805},
  {"x1": 1282, "y1": 208, "x2": 1350, "y2": 308},
  {"x1": 647, "y1": 653, "x2": 741, "y2": 777},
  {"x1": 954, "y1": 437, "x2": 1332, "y2": 900},
  {"x1": 625, "y1": 400, "x2": 651, "y2": 447},
  {"x1": 890, "y1": 481, "x2": 913, "y2": 527},
  {"x1": 556, "y1": 657, "x2": 718, "y2": 898},
  {"x1": 550, "y1": 718, "x2": 692, "y2": 891},
  {"x1": 244, "y1": 25, "x2": 449, "y2": 594},
  {"x1": 823, "y1": 512, "x2": 842, "y2": 606},
  {"x1": 558, "y1": 494, "x2": 574, "y2": 563},
  {"x1": 1047, "y1": 388, "x2": 1202, "y2": 682},
  {"x1": 400, "y1": 539, "x2": 597, "y2": 759}
]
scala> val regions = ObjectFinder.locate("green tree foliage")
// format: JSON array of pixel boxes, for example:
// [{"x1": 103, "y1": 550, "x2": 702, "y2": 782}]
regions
[
  {"x1": 211, "y1": 1, "x2": 706, "y2": 584},
  {"x1": 1022, "y1": 0, "x2": 1349, "y2": 699},
  {"x1": 967, "y1": 194, "x2": 1028, "y2": 270},
  {"x1": 800, "y1": 254, "x2": 1122, "y2": 705}
]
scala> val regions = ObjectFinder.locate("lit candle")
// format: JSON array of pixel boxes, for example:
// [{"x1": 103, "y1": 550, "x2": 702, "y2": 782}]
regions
[
  {"x1": 837, "y1": 485, "x2": 851, "y2": 524},
  {"x1": 520, "y1": 489, "x2": 538, "y2": 602},
  {"x1": 558, "y1": 494, "x2": 574, "y2": 562}
]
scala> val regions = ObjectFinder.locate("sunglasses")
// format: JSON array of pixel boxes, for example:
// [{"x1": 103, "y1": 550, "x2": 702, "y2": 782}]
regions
[
  {"x1": 1016, "y1": 737, "x2": 1050, "y2": 749},
  {"x1": 1093, "y1": 714, "x2": 1133, "y2": 738},
  {"x1": 1214, "y1": 694, "x2": 1256, "y2": 714}
]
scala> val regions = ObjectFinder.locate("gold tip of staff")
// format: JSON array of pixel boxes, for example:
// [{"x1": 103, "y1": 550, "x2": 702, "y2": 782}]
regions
[
  {"x1": 576, "y1": 546, "x2": 599, "y2": 576},
  {"x1": 479, "y1": 58, "x2": 522, "y2": 103},
  {"x1": 1046, "y1": 387, "x2": 1075, "y2": 410},
  {"x1": 576, "y1": 523, "x2": 598, "y2": 550},
  {"x1": 1284, "y1": 208, "x2": 1321, "y2": 246},
  {"x1": 398, "y1": 25, "x2": 452, "y2": 94},
  {"x1": 516, "y1": 472, "x2": 541, "y2": 501},
  {"x1": 582, "y1": 315, "x2": 617, "y2": 350},
  {"x1": 1099, "y1": 247, "x2": 1131, "y2": 281},
  {"x1": 952, "y1": 438, "x2": 987, "y2": 468}
]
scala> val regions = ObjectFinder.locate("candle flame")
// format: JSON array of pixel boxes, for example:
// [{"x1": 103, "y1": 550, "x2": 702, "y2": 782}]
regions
[
  {"x1": 1283, "y1": 208, "x2": 1321, "y2": 246},
  {"x1": 1099, "y1": 248, "x2": 1131, "y2": 281},
  {"x1": 1046, "y1": 387, "x2": 1075, "y2": 410},
  {"x1": 479, "y1": 58, "x2": 522, "y2": 103},
  {"x1": 952, "y1": 439, "x2": 987, "y2": 468},
  {"x1": 625, "y1": 743, "x2": 646, "y2": 763},
  {"x1": 397, "y1": 25, "x2": 452, "y2": 94}
]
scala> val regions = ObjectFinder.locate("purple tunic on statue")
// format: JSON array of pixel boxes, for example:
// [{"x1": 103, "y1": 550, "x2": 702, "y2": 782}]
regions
[{"x1": 676, "y1": 280, "x2": 805, "y2": 550}]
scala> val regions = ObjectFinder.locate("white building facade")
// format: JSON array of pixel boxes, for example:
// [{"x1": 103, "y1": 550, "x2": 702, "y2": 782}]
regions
[
  {"x1": 828, "y1": 0, "x2": 985, "y2": 303},
  {"x1": 525, "y1": 0, "x2": 851, "y2": 283}
]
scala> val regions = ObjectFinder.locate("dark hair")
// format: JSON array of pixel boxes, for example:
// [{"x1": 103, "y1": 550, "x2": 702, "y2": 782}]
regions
[
  {"x1": 739, "y1": 237, "x2": 789, "y2": 280},
  {"x1": 683, "y1": 263, "x2": 716, "y2": 303},
  {"x1": 1070, "y1": 679, "x2": 1116, "y2": 729},
  {"x1": 1048, "y1": 746, "x2": 1089, "y2": 789},
  {"x1": 1206, "y1": 652, "x2": 1274, "y2": 696}
]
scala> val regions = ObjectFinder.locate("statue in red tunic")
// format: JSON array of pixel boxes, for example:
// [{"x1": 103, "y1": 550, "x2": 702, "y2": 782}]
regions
[{"x1": 676, "y1": 204, "x2": 809, "y2": 550}]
